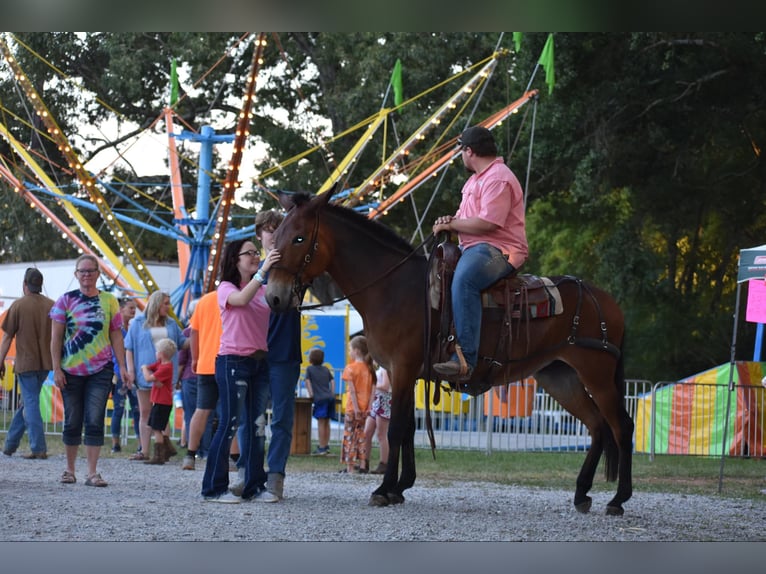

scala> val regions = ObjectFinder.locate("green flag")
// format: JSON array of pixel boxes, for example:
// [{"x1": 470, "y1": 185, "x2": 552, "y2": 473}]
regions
[
  {"x1": 513, "y1": 32, "x2": 523, "y2": 52},
  {"x1": 538, "y1": 34, "x2": 555, "y2": 94},
  {"x1": 170, "y1": 58, "x2": 179, "y2": 106},
  {"x1": 390, "y1": 58, "x2": 403, "y2": 107}
]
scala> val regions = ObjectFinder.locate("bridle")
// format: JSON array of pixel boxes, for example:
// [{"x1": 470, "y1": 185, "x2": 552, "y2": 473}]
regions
[
  {"x1": 270, "y1": 201, "x2": 434, "y2": 311},
  {"x1": 269, "y1": 202, "x2": 322, "y2": 304}
]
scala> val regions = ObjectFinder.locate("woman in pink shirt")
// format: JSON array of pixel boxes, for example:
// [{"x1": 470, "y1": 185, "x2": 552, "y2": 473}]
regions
[{"x1": 201, "y1": 238, "x2": 280, "y2": 503}]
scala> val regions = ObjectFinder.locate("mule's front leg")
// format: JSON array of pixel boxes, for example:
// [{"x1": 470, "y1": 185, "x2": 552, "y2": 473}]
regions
[
  {"x1": 369, "y1": 384, "x2": 414, "y2": 506},
  {"x1": 393, "y1": 404, "x2": 417, "y2": 499}
]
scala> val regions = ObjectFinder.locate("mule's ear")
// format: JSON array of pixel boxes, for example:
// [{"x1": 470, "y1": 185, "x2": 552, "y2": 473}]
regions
[{"x1": 316, "y1": 187, "x2": 335, "y2": 206}]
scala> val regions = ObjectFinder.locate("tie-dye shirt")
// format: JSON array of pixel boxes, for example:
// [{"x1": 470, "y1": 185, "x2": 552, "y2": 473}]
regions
[{"x1": 50, "y1": 289, "x2": 121, "y2": 375}]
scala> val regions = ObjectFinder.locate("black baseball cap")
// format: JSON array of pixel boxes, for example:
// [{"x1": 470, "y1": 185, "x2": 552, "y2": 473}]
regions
[
  {"x1": 24, "y1": 267, "x2": 43, "y2": 293},
  {"x1": 458, "y1": 126, "x2": 495, "y2": 149}
]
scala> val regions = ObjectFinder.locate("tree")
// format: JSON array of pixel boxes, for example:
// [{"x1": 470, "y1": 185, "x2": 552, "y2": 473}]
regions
[{"x1": 2, "y1": 32, "x2": 764, "y2": 380}]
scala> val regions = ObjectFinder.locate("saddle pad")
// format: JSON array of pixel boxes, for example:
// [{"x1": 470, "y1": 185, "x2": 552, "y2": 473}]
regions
[{"x1": 481, "y1": 276, "x2": 563, "y2": 318}]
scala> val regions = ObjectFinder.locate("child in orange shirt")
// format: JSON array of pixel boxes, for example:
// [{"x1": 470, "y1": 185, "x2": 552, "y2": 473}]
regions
[
  {"x1": 140, "y1": 337, "x2": 178, "y2": 465},
  {"x1": 340, "y1": 335, "x2": 375, "y2": 474}
]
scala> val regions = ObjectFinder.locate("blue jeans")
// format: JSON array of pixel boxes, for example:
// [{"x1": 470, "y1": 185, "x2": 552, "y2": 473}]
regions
[
  {"x1": 60, "y1": 367, "x2": 113, "y2": 447},
  {"x1": 180, "y1": 377, "x2": 197, "y2": 444},
  {"x1": 452, "y1": 243, "x2": 515, "y2": 368},
  {"x1": 266, "y1": 360, "x2": 301, "y2": 476},
  {"x1": 202, "y1": 355, "x2": 270, "y2": 499},
  {"x1": 4, "y1": 370, "x2": 49, "y2": 454},
  {"x1": 111, "y1": 378, "x2": 140, "y2": 439}
]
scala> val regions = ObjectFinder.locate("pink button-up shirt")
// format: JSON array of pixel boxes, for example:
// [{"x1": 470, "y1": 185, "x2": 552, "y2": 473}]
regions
[{"x1": 455, "y1": 157, "x2": 528, "y2": 269}]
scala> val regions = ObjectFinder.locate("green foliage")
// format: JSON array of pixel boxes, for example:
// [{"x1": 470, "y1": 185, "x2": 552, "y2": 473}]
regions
[{"x1": 1, "y1": 32, "x2": 765, "y2": 382}]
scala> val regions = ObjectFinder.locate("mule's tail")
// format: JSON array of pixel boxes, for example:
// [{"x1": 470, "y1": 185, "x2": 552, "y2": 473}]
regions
[{"x1": 603, "y1": 331, "x2": 627, "y2": 483}]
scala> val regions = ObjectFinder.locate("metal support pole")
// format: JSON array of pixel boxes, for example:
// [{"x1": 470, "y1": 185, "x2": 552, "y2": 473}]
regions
[{"x1": 718, "y1": 282, "x2": 741, "y2": 494}]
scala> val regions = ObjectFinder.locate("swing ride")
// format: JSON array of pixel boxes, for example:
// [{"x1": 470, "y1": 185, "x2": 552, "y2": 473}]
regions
[{"x1": 0, "y1": 33, "x2": 549, "y2": 316}]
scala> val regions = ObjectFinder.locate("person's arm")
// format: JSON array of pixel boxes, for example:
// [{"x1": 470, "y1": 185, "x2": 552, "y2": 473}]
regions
[
  {"x1": 189, "y1": 328, "x2": 200, "y2": 373},
  {"x1": 141, "y1": 364, "x2": 156, "y2": 384},
  {"x1": 433, "y1": 215, "x2": 499, "y2": 235},
  {"x1": 50, "y1": 320, "x2": 66, "y2": 389},
  {"x1": 304, "y1": 375, "x2": 314, "y2": 398},
  {"x1": 0, "y1": 332, "x2": 12, "y2": 379},
  {"x1": 378, "y1": 369, "x2": 391, "y2": 393},
  {"x1": 125, "y1": 349, "x2": 136, "y2": 384},
  {"x1": 110, "y1": 327, "x2": 132, "y2": 388},
  {"x1": 225, "y1": 250, "x2": 280, "y2": 307},
  {"x1": 348, "y1": 377, "x2": 360, "y2": 415}
]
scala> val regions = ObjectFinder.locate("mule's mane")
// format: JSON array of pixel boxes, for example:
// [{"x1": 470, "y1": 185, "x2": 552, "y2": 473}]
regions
[{"x1": 324, "y1": 201, "x2": 419, "y2": 257}]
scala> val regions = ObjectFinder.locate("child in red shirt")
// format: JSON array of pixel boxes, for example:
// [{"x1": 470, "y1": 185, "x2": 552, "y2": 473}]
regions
[{"x1": 140, "y1": 337, "x2": 177, "y2": 465}]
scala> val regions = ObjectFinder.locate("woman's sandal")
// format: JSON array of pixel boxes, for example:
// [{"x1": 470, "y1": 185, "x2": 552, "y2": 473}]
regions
[
  {"x1": 85, "y1": 473, "x2": 108, "y2": 487},
  {"x1": 60, "y1": 470, "x2": 76, "y2": 484},
  {"x1": 129, "y1": 452, "x2": 147, "y2": 461}
]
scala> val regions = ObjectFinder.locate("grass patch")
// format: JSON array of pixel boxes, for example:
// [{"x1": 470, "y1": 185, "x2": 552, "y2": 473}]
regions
[
  {"x1": 8, "y1": 433, "x2": 765, "y2": 501},
  {"x1": 266, "y1": 442, "x2": 766, "y2": 501}
]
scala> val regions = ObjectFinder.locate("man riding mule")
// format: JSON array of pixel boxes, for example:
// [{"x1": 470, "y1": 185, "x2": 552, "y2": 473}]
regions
[
  {"x1": 432, "y1": 126, "x2": 528, "y2": 382},
  {"x1": 265, "y1": 168, "x2": 633, "y2": 517}
]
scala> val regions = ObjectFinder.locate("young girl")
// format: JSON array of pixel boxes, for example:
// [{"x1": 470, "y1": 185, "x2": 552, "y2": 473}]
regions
[
  {"x1": 140, "y1": 338, "x2": 178, "y2": 465},
  {"x1": 363, "y1": 364, "x2": 392, "y2": 474},
  {"x1": 305, "y1": 347, "x2": 335, "y2": 456},
  {"x1": 340, "y1": 335, "x2": 375, "y2": 474}
]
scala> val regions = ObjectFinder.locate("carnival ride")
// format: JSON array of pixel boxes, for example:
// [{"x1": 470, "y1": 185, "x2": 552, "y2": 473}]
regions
[{"x1": 0, "y1": 32, "x2": 548, "y2": 317}]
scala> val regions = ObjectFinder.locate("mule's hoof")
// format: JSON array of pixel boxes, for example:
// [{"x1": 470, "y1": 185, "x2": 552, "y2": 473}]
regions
[
  {"x1": 388, "y1": 492, "x2": 405, "y2": 505},
  {"x1": 574, "y1": 497, "x2": 592, "y2": 514},
  {"x1": 368, "y1": 494, "x2": 390, "y2": 507},
  {"x1": 605, "y1": 504, "x2": 624, "y2": 516}
]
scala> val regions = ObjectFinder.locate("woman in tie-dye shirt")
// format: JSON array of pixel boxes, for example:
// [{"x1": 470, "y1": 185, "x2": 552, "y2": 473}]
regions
[{"x1": 50, "y1": 254, "x2": 129, "y2": 488}]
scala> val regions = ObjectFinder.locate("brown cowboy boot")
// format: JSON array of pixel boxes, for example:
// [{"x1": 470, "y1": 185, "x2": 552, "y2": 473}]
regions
[
  {"x1": 163, "y1": 435, "x2": 177, "y2": 461},
  {"x1": 144, "y1": 441, "x2": 166, "y2": 465}
]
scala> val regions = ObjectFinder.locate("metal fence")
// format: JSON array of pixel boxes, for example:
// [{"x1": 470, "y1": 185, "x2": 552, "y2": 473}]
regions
[{"x1": 2, "y1": 375, "x2": 764, "y2": 459}]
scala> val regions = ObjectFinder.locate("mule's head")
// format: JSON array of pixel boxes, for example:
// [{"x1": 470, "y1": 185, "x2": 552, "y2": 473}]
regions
[{"x1": 266, "y1": 191, "x2": 334, "y2": 312}]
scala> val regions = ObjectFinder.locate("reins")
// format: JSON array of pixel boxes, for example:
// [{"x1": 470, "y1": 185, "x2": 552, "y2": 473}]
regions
[{"x1": 294, "y1": 226, "x2": 435, "y2": 312}]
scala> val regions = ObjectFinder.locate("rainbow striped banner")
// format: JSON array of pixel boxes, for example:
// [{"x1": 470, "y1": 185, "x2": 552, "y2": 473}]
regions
[{"x1": 635, "y1": 362, "x2": 766, "y2": 456}]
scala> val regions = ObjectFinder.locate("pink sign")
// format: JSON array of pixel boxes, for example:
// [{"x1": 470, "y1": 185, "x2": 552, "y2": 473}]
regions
[{"x1": 746, "y1": 278, "x2": 766, "y2": 323}]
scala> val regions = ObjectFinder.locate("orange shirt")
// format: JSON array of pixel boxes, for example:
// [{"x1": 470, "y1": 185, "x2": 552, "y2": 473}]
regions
[
  {"x1": 342, "y1": 361, "x2": 373, "y2": 413},
  {"x1": 189, "y1": 291, "x2": 222, "y2": 375}
]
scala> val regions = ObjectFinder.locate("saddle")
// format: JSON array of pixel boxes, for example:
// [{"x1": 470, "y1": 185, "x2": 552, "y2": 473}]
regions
[
  {"x1": 428, "y1": 241, "x2": 563, "y2": 395},
  {"x1": 430, "y1": 242, "x2": 562, "y2": 317}
]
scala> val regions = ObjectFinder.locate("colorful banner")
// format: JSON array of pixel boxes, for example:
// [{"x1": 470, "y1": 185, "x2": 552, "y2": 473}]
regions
[
  {"x1": 635, "y1": 362, "x2": 766, "y2": 456},
  {"x1": 300, "y1": 311, "x2": 348, "y2": 395},
  {"x1": 745, "y1": 278, "x2": 766, "y2": 323}
]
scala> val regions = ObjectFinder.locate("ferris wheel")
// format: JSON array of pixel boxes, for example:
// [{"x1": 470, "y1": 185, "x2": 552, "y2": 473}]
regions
[{"x1": 0, "y1": 33, "x2": 546, "y2": 319}]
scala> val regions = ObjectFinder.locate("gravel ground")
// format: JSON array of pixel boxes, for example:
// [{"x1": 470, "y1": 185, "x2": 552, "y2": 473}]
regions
[{"x1": 1, "y1": 452, "x2": 764, "y2": 542}]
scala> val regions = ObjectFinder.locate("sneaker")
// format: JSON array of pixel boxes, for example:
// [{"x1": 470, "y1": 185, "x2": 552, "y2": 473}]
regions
[
  {"x1": 181, "y1": 455, "x2": 195, "y2": 470},
  {"x1": 203, "y1": 492, "x2": 241, "y2": 504},
  {"x1": 229, "y1": 468, "x2": 246, "y2": 496},
  {"x1": 2, "y1": 449, "x2": 14, "y2": 457},
  {"x1": 111, "y1": 444, "x2": 122, "y2": 453},
  {"x1": 311, "y1": 447, "x2": 329, "y2": 456},
  {"x1": 248, "y1": 489, "x2": 279, "y2": 503}
]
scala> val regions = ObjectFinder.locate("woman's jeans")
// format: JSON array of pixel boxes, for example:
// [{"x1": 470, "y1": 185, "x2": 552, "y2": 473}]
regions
[
  {"x1": 202, "y1": 355, "x2": 270, "y2": 499},
  {"x1": 111, "y1": 377, "x2": 140, "y2": 440},
  {"x1": 451, "y1": 243, "x2": 515, "y2": 368},
  {"x1": 3, "y1": 370, "x2": 49, "y2": 454},
  {"x1": 266, "y1": 360, "x2": 301, "y2": 476},
  {"x1": 61, "y1": 367, "x2": 113, "y2": 447}
]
